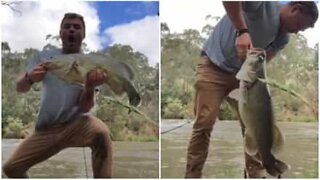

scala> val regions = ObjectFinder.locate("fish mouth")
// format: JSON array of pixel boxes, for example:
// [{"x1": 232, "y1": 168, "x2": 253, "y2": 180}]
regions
[{"x1": 44, "y1": 62, "x2": 62, "y2": 71}]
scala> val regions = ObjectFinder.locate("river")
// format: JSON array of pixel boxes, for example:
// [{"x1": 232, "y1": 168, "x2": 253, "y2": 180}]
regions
[
  {"x1": 161, "y1": 120, "x2": 318, "y2": 178},
  {"x1": 2, "y1": 140, "x2": 158, "y2": 178}
]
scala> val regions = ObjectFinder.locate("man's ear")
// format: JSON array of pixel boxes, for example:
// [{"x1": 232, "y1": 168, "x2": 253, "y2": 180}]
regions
[{"x1": 292, "y1": 4, "x2": 303, "y2": 14}]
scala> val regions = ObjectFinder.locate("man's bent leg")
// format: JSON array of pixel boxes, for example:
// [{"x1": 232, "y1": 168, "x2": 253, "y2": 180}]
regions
[
  {"x1": 60, "y1": 115, "x2": 112, "y2": 178},
  {"x1": 89, "y1": 116, "x2": 112, "y2": 178},
  {"x1": 3, "y1": 130, "x2": 61, "y2": 178}
]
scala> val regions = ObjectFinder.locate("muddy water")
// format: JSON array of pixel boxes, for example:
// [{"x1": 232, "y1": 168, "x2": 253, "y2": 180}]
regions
[
  {"x1": 2, "y1": 140, "x2": 159, "y2": 178},
  {"x1": 161, "y1": 120, "x2": 318, "y2": 178}
]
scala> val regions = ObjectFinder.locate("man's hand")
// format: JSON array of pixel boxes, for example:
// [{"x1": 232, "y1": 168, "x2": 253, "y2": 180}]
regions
[
  {"x1": 80, "y1": 68, "x2": 106, "y2": 113},
  {"x1": 85, "y1": 68, "x2": 107, "y2": 88},
  {"x1": 222, "y1": 2, "x2": 253, "y2": 61},
  {"x1": 28, "y1": 63, "x2": 47, "y2": 82},
  {"x1": 16, "y1": 63, "x2": 47, "y2": 93},
  {"x1": 235, "y1": 33, "x2": 253, "y2": 61}
]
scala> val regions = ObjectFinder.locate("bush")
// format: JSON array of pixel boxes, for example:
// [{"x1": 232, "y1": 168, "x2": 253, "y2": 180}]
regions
[
  {"x1": 218, "y1": 101, "x2": 238, "y2": 120},
  {"x1": 163, "y1": 98, "x2": 185, "y2": 119},
  {"x1": 3, "y1": 116, "x2": 25, "y2": 138}
]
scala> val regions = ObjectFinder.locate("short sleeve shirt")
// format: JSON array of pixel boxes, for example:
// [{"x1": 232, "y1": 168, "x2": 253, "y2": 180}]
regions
[
  {"x1": 27, "y1": 48, "x2": 85, "y2": 130},
  {"x1": 203, "y1": 1, "x2": 289, "y2": 73}
]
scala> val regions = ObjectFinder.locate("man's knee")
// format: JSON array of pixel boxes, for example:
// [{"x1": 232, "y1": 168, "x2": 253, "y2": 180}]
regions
[
  {"x1": 192, "y1": 119, "x2": 214, "y2": 133},
  {"x1": 92, "y1": 130, "x2": 112, "y2": 149},
  {"x1": 3, "y1": 161, "x2": 13, "y2": 177},
  {"x1": 193, "y1": 107, "x2": 218, "y2": 130},
  {"x1": 3, "y1": 161, "x2": 27, "y2": 178}
]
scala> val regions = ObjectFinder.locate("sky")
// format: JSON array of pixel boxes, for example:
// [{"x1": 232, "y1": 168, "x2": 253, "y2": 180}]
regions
[
  {"x1": 1, "y1": 1, "x2": 159, "y2": 66},
  {"x1": 1, "y1": 0, "x2": 319, "y2": 66},
  {"x1": 161, "y1": 0, "x2": 320, "y2": 48}
]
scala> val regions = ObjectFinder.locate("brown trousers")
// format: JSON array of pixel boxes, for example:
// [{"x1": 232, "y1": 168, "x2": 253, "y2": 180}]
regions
[
  {"x1": 185, "y1": 56, "x2": 265, "y2": 178},
  {"x1": 3, "y1": 115, "x2": 112, "y2": 178}
]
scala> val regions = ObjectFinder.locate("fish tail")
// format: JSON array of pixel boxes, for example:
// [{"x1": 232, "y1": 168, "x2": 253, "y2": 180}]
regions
[
  {"x1": 126, "y1": 83, "x2": 141, "y2": 106},
  {"x1": 271, "y1": 125, "x2": 284, "y2": 154},
  {"x1": 264, "y1": 154, "x2": 289, "y2": 177}
]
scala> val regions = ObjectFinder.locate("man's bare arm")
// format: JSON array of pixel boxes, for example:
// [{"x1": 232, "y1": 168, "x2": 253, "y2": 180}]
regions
[
  {"x1": 16, "y1": 63, "x2": 47, "y2": 93},
  {"x1": 79, "y1": 86, "x2": 95, "y2": 113},
  {"x1": 223, "y1": 2, "x2": 247, "y2": 30},
  {"x1": 223, "y1": 2, "x2": 253, "y2": 61},
  {"x1": 16, "y1": 72, "x2": 33, "y2": 93}
]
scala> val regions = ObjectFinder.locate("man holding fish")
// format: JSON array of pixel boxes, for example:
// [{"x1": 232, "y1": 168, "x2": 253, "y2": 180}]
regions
[
  {"x1": 3, "y1": 13, "x2": 113, "y2": 178},
  {"x1": 185, "y1": 1, "x2": 318, "y2": 178}
]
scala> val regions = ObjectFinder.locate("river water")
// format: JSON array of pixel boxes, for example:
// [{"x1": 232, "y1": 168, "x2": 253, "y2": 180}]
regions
[
  {"x1": 2, "y1": 140, "x2": 158, "y2": 178},
  {"x1": 161, "y1": 120, "x2": 318, "y2": 178},
  {"x1": 2, "y1": 120, "x2": 318, "y2": 178}
]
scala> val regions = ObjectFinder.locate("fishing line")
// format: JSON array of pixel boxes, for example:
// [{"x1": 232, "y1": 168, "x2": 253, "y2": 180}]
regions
[{"x1": 161, "y1": 120, "x2": 192, "y2": 134}]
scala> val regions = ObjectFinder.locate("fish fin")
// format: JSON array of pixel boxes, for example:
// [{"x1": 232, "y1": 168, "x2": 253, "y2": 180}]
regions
[
  {"x1": 244, "y1": 131, "x2": 258, "y2": 156},
  {"x1": 236, "y1": 66, "x2": 246, "y2": 81},
  {"x1": 74, "y1": 81, "x2": 85, "y2": 87},
  {"x1": 275, "y1": 159, "x2": 290, "y2": 174},
  {"x1": 228, "y1": 89, "x2": 240, "y2": 101},
  {"x1": 271, "y1": 125, "x2": 284, "y2": 154},
  {"x1": 228, "y1": 88, "x2": 248, "y2": 104},
  {"x1": 236, "y1": 67, "x2": 256, "y2": 82},
  {"x1": 265, "y1": 157, "x2": 290, "y2": 177},
  {"x1": 125, "y1": 82, "x2": 141, "y2": 106}
]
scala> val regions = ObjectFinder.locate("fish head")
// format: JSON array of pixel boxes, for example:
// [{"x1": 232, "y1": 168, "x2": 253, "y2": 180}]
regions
[
  {"x1": 44, "y1": 58, "x2": 86, "y2": 85},
  {"x1": 67, "y1": 60, "x2": 81, "y2": 75},
  {"x1": 63, "y1": 59, "x2": 89, "y2": 84},
  {"x1": 44, "y1": 60, "x2": 66, "y2": 71},
  {"x1": 236, "y1": 48, "x2": 266, "y2": 83}
]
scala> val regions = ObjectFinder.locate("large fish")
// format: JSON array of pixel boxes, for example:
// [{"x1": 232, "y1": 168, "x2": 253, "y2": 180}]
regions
[
  {"x1": 231, "y1": 48, "x2": 289, "y2": 177},
  {"x1": 43, "y1": 53, "x2": 141, "y2": 106}
]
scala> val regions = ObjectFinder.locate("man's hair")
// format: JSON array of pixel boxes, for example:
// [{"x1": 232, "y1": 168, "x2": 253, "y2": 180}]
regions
[
  {"x1": 289, "y1": 1, "x2": 318, "y2": 26},
  {"x1": 60, "y1": 12, "x2": 86, "y2": 37}
]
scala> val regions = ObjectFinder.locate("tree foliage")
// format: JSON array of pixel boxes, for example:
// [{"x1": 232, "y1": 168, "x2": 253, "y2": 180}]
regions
[{"x1": 161, "y1": 19, "x2": 318, "y2": 122}]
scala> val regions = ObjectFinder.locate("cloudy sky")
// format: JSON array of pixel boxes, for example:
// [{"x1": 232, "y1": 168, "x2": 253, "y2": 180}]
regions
[
  {"x1": 161, "y1": 0, "x2": 320, "y2": 48},
  {"x1": 1, "y1": 1, "x2": 159, "y2": 66}
]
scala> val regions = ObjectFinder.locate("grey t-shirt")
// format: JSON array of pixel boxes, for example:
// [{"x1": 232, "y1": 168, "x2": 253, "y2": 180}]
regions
[
  {"x1": 203, "y1": 1, "x2": 289, "y2": 73},
  {"x1": 27, "y1": 48, "x2": 85, "y2": 130}
]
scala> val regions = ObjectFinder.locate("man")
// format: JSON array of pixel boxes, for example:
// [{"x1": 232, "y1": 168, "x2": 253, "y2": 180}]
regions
[
  {"x1": 3, "y1": 13, "x2": 112, "y2": 178},
  {"x1": 185, "y1": 1, "x2": 318, "y2": 178}
]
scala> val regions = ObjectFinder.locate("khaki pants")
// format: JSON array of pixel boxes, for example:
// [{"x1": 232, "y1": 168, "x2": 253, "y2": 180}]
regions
[
  {"x1": 3, "y1": 115, "x2": 112, "y2": 178},
  {"x1": 185, "y1": 56, "x2": 265, "y2": 178}
]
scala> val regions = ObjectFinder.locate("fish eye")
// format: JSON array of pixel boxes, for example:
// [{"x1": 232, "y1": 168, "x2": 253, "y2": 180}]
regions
[
  {"x1": 257, "y1": 55, "x2": 264, "y2": 63},
  {"x1": 72, "y1": 61, "x2": 79, "y2": 68}
]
